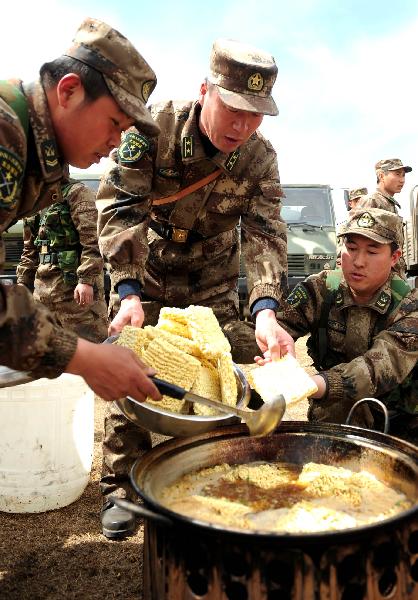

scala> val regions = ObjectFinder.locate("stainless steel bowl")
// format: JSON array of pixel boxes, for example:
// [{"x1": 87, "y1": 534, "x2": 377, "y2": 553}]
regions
[
  {"x1": 116, "y1": 364, "x2": 251, "y2": 437},
  {"x1": 0, "y1": 366, "x2": 33, "y2": 388}
]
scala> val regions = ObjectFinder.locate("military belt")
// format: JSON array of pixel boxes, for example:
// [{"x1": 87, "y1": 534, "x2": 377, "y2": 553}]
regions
[
  {"x1": 149, "y1": 219, "x2": 203, "y2": 244},
  {"x1": 39, "y1": 252, "x2": 59, "y2": 265}
]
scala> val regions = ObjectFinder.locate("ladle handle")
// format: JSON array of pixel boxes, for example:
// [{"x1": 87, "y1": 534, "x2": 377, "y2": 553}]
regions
[{"x1": 150, "y1": 376, "x2": 186, "y2": 400}]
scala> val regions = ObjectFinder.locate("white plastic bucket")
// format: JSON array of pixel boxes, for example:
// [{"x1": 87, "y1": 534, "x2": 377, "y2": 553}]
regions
[{"x1": 0, "y1": 373, "x2": 94, "y2": 513}]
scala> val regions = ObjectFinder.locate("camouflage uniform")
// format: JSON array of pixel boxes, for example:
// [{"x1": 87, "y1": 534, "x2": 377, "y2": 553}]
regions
[
  {"x1": 279, "y1": 209, "x2": 418, "y2": 441},
  {"x1": 0, "y1": 18, "x2": 158, "y2": 377},
  {"x1": 16, "y1": 181, "x2": 108, "y2": 343},
  {"x1": 356, "y1": 158, "x2": 412, "y2": 214},
  {"x1": 99, "y1": 39, "x2": 287, "y2": 500}
]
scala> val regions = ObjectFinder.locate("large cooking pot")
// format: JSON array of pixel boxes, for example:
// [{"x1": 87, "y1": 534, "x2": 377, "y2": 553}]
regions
[{"x1": 115, "y1": 422, "x2": 418, "y2": 600}]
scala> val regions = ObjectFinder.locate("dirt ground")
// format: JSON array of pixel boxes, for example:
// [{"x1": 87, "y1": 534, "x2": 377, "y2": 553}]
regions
[{"x1": 0, "y1": 338, "x2": 313, "y2": 600}]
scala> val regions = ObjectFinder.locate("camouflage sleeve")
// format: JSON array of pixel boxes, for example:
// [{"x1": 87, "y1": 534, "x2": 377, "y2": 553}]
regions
[
  {"x1": 277, "y1": 274, "x2": 325, "y2": 338},
  {"x1": 16, "y1": 215, "x2": 40, "y2": 289},
  {"x1": 97, "y1": 133, "x2": 155, "y2": 290},
  {"x1": 240, "y1": 152, "x2": 288, "y2": 307},
  {"x1": 323, "y1": 292, "x2": 418, "y2": 403},
  {"x1": 0, "y1": 283, "x2": 78, "y2": 377},
  {"x1": 67, "y1": 182, "x2": 104, "y2": 285},
  {"x1": 355, "y1": 195, "x2": 381, "y2": 210}
]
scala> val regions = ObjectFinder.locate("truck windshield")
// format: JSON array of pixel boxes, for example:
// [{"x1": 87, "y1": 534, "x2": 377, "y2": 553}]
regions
[{"x1": 281, "y1": 187, "x2": 334, "y2": 227}]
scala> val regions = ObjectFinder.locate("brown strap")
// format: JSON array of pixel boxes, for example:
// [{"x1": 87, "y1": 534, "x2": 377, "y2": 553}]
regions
[{"x1": 152, "y1": 168, "x2": 222, "y2": 206}]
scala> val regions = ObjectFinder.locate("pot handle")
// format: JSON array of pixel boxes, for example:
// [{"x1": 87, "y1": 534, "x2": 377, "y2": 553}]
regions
[
  {"x1": 345, "y1": 398, "x2": 390, "y2": 434},
  {"x1": 110, "y1": 496, "x2": 173, "y2": 527}
]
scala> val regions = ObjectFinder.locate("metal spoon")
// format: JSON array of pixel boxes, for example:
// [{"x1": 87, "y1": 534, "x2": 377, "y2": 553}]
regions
[{"x1": 127, "y1": 376, "x2": 286, "y2": 437}]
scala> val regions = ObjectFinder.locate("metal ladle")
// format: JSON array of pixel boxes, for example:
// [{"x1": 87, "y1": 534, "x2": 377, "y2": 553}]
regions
[{"x1": 127, "y1": 376, "x2": 286, "y2": 437}]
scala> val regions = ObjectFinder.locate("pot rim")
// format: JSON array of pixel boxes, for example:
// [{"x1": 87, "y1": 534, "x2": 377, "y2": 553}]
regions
[{"x1": 130, "y1": 422, "x2": 418, "y2": 542}]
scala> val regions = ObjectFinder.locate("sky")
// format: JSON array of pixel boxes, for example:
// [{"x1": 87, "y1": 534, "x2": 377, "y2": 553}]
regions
[{"x1": 3, "y1": 0, "x2": 418, "y2": 224}]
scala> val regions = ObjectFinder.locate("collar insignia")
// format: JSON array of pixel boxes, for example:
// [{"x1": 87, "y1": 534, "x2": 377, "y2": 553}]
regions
[
  {"x1": 376, "y1": 291, "x2": 390, "y2": 310},
  {"x1": 225, "y1": 149, "x2": 240, "y2": 172},
  {"x1": 41, "y1": 140, "x2": 59, "y2": 172},
  {"x1": 182, "y1": 136, "x2": 194, "y2": 158},
  {"x1": 335, "y1": 290, "x2": 344, "y2": 307}
]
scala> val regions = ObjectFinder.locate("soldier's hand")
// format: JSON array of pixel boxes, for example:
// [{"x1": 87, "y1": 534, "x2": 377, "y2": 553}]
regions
[
  {"x1": 108, "y1": 295, "x2": 144, "y2": 336},
  {"x1": 74, "y1": 283, "x2": 94, "y2": 306},
  {"x1": 65, "y1": 338, "x2": 161, "y2": 402},
  {"x1": 255, "y1": 309, "x2": 296, "y2": 361}
]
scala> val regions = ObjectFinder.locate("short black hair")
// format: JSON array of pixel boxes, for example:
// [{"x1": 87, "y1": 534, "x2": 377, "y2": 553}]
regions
[{"x1": 40, "y1": 56, "x2": 111, "y2": 102}]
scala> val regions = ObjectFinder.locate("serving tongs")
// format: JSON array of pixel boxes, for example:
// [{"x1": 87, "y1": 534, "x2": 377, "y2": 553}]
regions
[{"x1": 127, "y1": 376, "x2": 286, "y2": 437}]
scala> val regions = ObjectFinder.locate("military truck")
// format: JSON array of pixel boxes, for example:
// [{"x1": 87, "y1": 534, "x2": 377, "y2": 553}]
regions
[
  {"x1": 404, "y1": 185, "x2": 418, "y2": 288},
  {"x1": 238, "y1": 183, "x2": 337, "y2": 317}
]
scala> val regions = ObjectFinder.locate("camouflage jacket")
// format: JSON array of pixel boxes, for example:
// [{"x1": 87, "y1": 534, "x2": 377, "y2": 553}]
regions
[
  {"x1": 356, "y1": 188, "x2": 400, "y2": 213},
  {"x1": 98, "y1": 100, "x2": 287, "y2": 307},
  {"x1": 16, "y1": 181, "x2": 104, "y2": 299},
  {"x1": 279, "y1": 270, "x2": 418, "y2": 413},
  {"x1": 0, "y1": 78, "x2": 77, "y2": 376}
]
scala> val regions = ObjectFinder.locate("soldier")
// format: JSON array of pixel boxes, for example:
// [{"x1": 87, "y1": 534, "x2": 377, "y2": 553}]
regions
[
  {"x1": 336, "y1": 187, "x2": 369, "y2": 267},
  {"x1": 347, "y1": 187, "x2": 368, "y2": 210},
  {"x1": 16, "y1": 180, "x2": 108, "y2": 343},
  {"x1": 260, "y1": 208, "x2": 417, "y2": 441},
  {"x1": 0, "y1": 18, "x2": 161, "y2": 403},
  {"x1": 97, "y1": 38, "x2": 292, "y2": 538},
  {"x1": 357, "y1": 158, "x2": 412, "y2": 213}
]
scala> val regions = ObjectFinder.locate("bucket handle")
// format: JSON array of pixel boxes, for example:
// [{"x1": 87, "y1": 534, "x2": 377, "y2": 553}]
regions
[
  {"x1": 109, "y1": 496, "x2": 173, "y2": 527},
  {"x1": 345, "y1": 398, "x2": 390, "y2": 434}
]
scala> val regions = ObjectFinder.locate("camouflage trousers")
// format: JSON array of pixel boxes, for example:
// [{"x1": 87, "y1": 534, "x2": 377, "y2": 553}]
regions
[
  {"x1": 101, "y1": 289, "x2": 260, "y2": 500},
  {"x1": 39, "y1": 296, "x2": 109, "y2": 343}
]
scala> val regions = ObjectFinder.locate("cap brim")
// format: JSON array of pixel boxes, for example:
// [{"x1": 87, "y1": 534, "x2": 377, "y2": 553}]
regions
[
  {"x1": 387, "y1": 165, "x2": 412, "y2": 173},
  {"x1": 337, "y1": 228, "x2": 390, "y2": 244},
  {"x1": 105, "y1": 77, "x2": 160, "y2": 137},
  {"x1": 215, "y1": 85, "x2": 278, "y2": 116}
]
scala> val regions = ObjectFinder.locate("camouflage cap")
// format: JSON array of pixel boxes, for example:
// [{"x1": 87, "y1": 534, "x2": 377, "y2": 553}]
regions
[
  {"x1": 349, "y1": 187, "x2": 368, "y2": 201},
  {"x1": 374, "y1": 158, "x2": 412, "y2": 173},
  {"x1": 64, "y1": 17, "x2": 159, "y2": 136},
  {"x1": 338, "y1": 208, "x2": 403, "y2": 247},
  {"x1": 208, "y1": 39, "x2": 278, "y2": 116}
]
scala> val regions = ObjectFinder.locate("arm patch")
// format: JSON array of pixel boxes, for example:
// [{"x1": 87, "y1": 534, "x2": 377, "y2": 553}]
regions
[
  {"x1": 118, "y1": 132, "x2": 149, "y2": 164},
  {"x1": 286, "y1": 284, "x2": 309, "y2": 307},
  {"x1": 0, "y1": 145, "x2": 24, "y2": 209}
]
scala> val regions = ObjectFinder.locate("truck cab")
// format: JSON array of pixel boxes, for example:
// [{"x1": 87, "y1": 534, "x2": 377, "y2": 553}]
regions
[
  {"x1": 282, "y1": 184, "x2": 337, "y2": 288},
  {"x1": 404, "y1": 185, "x2": 418, "y2": 288}
]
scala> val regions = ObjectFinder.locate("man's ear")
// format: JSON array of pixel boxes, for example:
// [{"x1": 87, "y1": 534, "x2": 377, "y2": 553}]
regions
[
  {"x1": 56, "y1": 73, "x2": 84, "y2": 108},
  {"x1": 198, "y1": 80, "x2": 208, "y2": 106},
  {"x1": 391, "y1": 248, "x2": 402, "y2": 267}
]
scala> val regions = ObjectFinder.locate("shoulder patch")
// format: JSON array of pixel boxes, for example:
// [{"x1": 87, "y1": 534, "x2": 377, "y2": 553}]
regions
[
  {"x1": 0, "y1": 146, "x2": 24, "y2": 209},
  {"x1": 118, "y1": 132, "x2": 149, "y2": 163},
  {"x1": 286, "y1": 284, "x2": 309, "y2": 307}
]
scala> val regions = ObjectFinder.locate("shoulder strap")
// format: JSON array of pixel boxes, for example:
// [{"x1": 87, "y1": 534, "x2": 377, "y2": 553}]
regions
[
  {"x1": 0, "y1": 80, "x2": 29, "y2": 138},
  {"x1": 389, "y1": 275, "x2": 411, "y2": 312},
  {"x1": 317, "y1": 271, "x2": 341, "y2": 366},
  {"x1": 152, "y1": 169, "x2": 222, "y2": 206}
]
